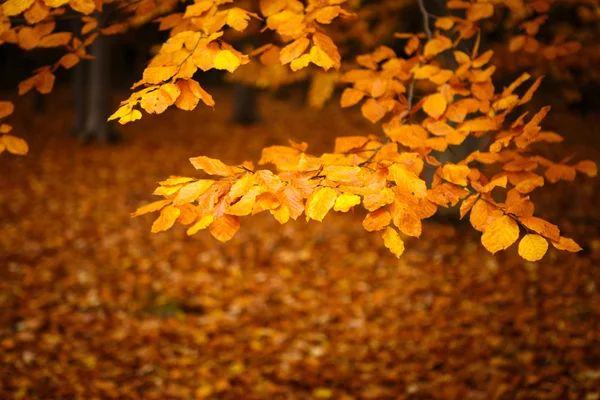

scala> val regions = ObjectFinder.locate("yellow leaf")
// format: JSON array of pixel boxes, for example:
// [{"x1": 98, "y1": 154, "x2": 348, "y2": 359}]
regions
[
  {"x1": 3, "y1": 0, "x2": 35, "y2": 17},
  {"x1": 209, "y1": 214, "x2": 240, "y2": 242},
  {"x1": 173, "y1": 180, "x2": 215, "y2": 205},
  {"x1": 24, "y1": 0, "x2": 49, "y2": 24},
  {"x1": 186, "y1": 215, "x2": 214, "y2": 235},
  {"x1": 467, "y1": 3, "x2": 494, "y2": 21},
  {"x1": 143, "y1": 66, "x2": 178, "y2": 84},
  {"x1": 550, "y1": 236, "x2": 582, "y2": 252},
  {"x1": 481, "y1": 215, "x2": 520, "y2": 254},
  {"x1": 226, "y1": 8, "x2": 254, "y2": 32},
  {"x1": 159, "y1": 176, "x2": 195, "y2": 186},
  {"x1": 0, "y1": 101, "x2": 15, "y2": 119},
  {"x1": 69, "y1": 0, "x2": 95, "y2": 15},
  {"x1": 151, "y1": 205, "x2": 181, "y2": 233},
  {"x1": 259, "y1": 0, "x2": 285, "y2": 17},
  {"x1": 315, "y1": 6, "x2": 341, "y2": 24},
  {"x1": 312, "y1": 32, "x2": 340, "y2": 70},
  {"x1": 388, "y1": 164, "x2": 427, "y2": 198},
  {"x1": 333, "y1": 194, "x2": 361, "y2": 212},
  {"x1": 305, "y1": 187, "x2": 337, "y2": 222},
  {"x1": 381, "y1": 226, "x2": 405, "y2": 258},
  {"x1": 519, "y1": 216, "x2": 560, "y2": 241},
  {"x1": 361, "y1": 98, "x2": 386, "y2": 123},
  {"x1": 189, "y1": 156, "x2": 237, "y2": 176},
  {"x1": 574, "y1": 160, "x2": 597, "y2": 177},
  {"x1": 423, "y1": 93, "x2": 447, "y2": 119},
  {"x1": 340, "y1": 88, "x2": 365, "y2": 108},
  {"x1": 58, "y1": 53, "x2": 79, "y2": 69},
  {"x1": 280, "y1": 37, "x2": 310, "y2": 65},
  {"x1": 518, "y1": 234, "x2": 548, "y2": 262},
  {"x1": 38, "y1": 32, "x2": 72, "y2": 48},
  {"x1": 118, "y1": 109, "x2": 142, "y2": 124},
  {"x1": 213, "y1": 50, "x2": 241, "y2": 73},
  {"x1": 188, "y1": 79, "x2": 215, "y2": 107},
  {"x1": 470, "y1": 199, "x2": 500, "y2": 231},
  {"x1": 363, "y1": 208, "x2": 391, "y2": 232},
  {"x1": 309, "y1": 45, "x2": 335, "y2": 71},
  {"x1": 290, "y1": 53, "x2": 311, "y2": 71},
  {"x1": 442, "y1": 164, "x2": 470, "y2": 186},
  {"x1": 174, "y1": 80, "x2": 200, "y2": 111},
  {"x1": 2, "y1": 134, "x2": 29, "y2": 155},
  {"x1": 423, "y1": 36, "x2": 452, "y2": 58}
]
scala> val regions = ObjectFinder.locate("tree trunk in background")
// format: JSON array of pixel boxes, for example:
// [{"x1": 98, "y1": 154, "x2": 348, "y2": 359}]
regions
[
  {"x1": 79, "y1": 8, "x2": 120, "y2": 144},
  {"x1": 230, "y1": 37, "x2": 261, "y2": 125},
  {"x1": 231, "y1": 83, "x2": 260, "y2": 125}
]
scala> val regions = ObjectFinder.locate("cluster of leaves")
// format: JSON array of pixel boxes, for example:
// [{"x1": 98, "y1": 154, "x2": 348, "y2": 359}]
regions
[
  {"x1": 126, "y1": 0, "x2": 596, "y2": 262},
  {"x1": 0, "y1": 0, "x2": 179, "y2": 151},
  {"x1": 0, "y1": 0, "x2": 597, "y2": 260},
  {"x1": 1, "y1": 90, "x2": 599, "y2": 399}
]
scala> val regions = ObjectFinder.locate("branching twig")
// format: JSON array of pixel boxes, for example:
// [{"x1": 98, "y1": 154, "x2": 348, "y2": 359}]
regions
[{"x1": 417, "y1": 0, "x2": 433, "y2": 40}]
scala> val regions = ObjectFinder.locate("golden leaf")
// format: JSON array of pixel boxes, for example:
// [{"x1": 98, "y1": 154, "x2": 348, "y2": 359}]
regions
[
  {"x1": 388, "y1": 164, "x2": 427, "y2": 198},
  {"x1": 2, "y1": 134, "x2": 29, "y2": 155},
  {"x1": 173, "y1": 180, "x2": 215, "y2": 205},
  {"x1": 69, "y1": 0, "x2": 95, "y2": 15},
  {"x1": 333, "y1": 194, "x2": 361, "y2": 212},
  {"x1": 214, "y1": 50, "x2": 242, "y2": 73},
  {"x1": 209, "y1": 214, "x2": 240, "y2": 242},
  {"x1": 143, "y1": 66, "x2": 178, "y2": 84},
  {"x1": 3, "y1": 0, "x2": 35, "y2": 16},
  {"x1": 519, "y1": 216, "x2": 560, "y2": 242},
  {"x1": 550, "y1": 236, "x2": 582, "y2": 252},
  {"x1": 442, "y1": 164, "x2": 470, "y2": 186},
  {"x1": 280, "y1": 37, "x2": 310, "y2": 65},
  {"x1": 381, "y1": 226, "x2": 405, "y2": 258},
  {"x1": 362, "y1": 208, "x2": 392, "y2": 232},
  {"x1": 0, "y1": 101, "x2": 15, "y2": 119},
  {"x1": 518, "y1": 234, "x2": 548, "y2": 262},
  {"x1": 189, "y1": 156, "x2": 238, "y2": 176},
  {"x1": 466, "y1": 2, "x2": 494, "y2": 21},
  {"x1": 151, "y1": 205, "x2": 181, "y2": 233},
  {"x1": 481, "y1": 215, "x2": 520, "y2": 254},
  {"x1": 305, "y1": 187, "x2": 337, "y2": 222},
  {"x1": 361, "y1": 98, "x2": 386, "y2": 123},
  {"x1": 423, "y1": 93, "x2": 447, "y2": 119}
]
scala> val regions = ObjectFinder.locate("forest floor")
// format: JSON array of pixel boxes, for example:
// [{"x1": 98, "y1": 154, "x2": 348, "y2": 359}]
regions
[{"x1": 1, "y1": 87, "x2": 600, "y2": 399}]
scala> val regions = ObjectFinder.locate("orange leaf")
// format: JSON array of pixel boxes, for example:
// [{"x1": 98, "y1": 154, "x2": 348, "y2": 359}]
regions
[
  {"x1": 151, "y1": 205, "x2": 181, "y2": 233},
  {"x1": 305, "y1": 187, "x2": 337, "y2": 222},
  {"x1": 423, "y1": 93, "x2": 447, "y2": 119},
  {"x1": 189, "y1": 156, "x2": 238, "y2": 176},
  {"x1": 362, "y1": 208, "x2": 392, "y2": 232},
  {"x1": 481, "y1": 215, "x2": 520, "y2": 254},
  {"x1": 2, "y1": 134, "x2": 29, "y2": 155},
  {"x1": 518, "y1": 234, "x2": 548, "y2": 262},
  {"x1": 381, "y1": 226, "x2": 405, "y2": 258},
  {"x1": 209, "y1": 214, "x2": 240, "y2": 242}
]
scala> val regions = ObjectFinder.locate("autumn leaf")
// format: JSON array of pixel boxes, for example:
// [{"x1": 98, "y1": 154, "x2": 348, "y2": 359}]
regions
[
  {"x1": 423, "y1": 93, "x2": 447, "y2": 119},
  {"x1": 214, "y1": 50, "x2": 242, "y2": 73},
  {"x1": 305, "y1": 187, "x2": 337, "y2": 222},
  {"x1": 550, "y1": 236, "x2": 582, "y2": 252},
  {"x1": 209, "y1": 214, "x2": 240, "y2": 242},
  {"x1": 151, "y1": 205, "x2": 181, "y2": 233},
  {"x1": 189, "y1": 156, "x2": 238, "y2": 176},
  {"x1": 481, "y1": 215, "x2": 520, "y2": 254},
  {"x1": 362, "y1": 208, "x2": 392, "y2": 232},
  {"x1": 518, "y1": 234, "x2": 548, "y2": 262},
  {"x1": 333, "y1": 194, "x2": 361, "y2": 212},
  {"x1": 381, "y1": 226, "x2": 405, "y2": 258},
  {"x1": 131, "y1": 199, "x2": 172, "y2": 217},
  {"x1": 2, "y1": 134, "x2": 29, "y2": 155}
]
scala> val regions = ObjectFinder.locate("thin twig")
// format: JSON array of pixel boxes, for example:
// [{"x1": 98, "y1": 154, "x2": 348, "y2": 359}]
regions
[{"x1": 417, "y1": 0, "x2": 433, "y2": 40}]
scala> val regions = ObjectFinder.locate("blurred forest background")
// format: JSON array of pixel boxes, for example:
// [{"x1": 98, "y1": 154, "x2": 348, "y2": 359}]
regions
[{"x1": 1, "y1": 1, "x2": 600, "y2": 399}]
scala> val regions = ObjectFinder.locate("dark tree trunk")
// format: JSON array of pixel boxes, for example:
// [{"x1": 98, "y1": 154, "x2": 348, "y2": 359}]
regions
[
  {"x1": 79, "y1": 9, "x2": 121, "y2": 144},
  {"x1": 231, "y1": 83, "x2": 260, "y2": 125}
]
